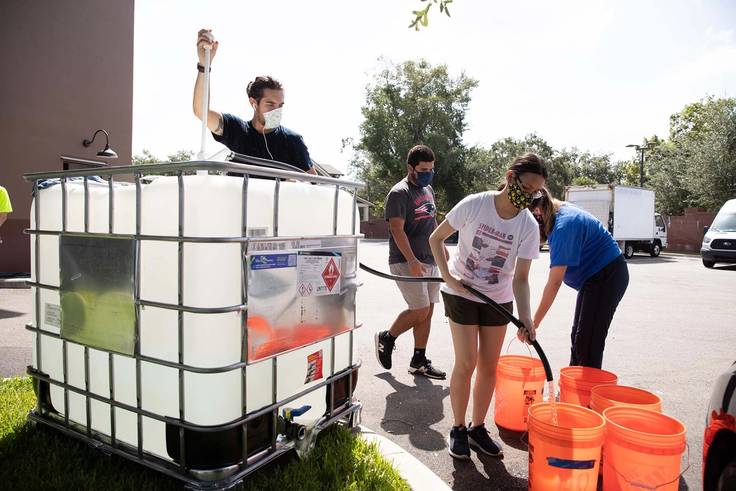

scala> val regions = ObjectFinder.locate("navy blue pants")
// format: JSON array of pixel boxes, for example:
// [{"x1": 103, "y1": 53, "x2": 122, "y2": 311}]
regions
[{"x1": 569, "y1": 255, "x2": 629, "y2": 368}]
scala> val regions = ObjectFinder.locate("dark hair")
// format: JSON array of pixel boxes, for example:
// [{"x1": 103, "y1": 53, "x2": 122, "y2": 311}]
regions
[
  {"x1": 509, "y1": 152, "x2": 548, "y2": 179},
  {"x1": 406, "y1": 144, "x2": 435, "y2": 168},
  {"x1": 246, "y1": 76, "x2": 283, "y2": 102},
  {"x1": 531, "y1": 187, "x2": 561, "y2": 242},
  {"x1": 496, "y1": 152, "x2": 548, "y2": 191}
]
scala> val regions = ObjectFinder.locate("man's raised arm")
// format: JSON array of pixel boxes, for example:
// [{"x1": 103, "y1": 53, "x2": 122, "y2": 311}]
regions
[{"x1": 192, "y1": 28, "x2": 224, "y2": 135}]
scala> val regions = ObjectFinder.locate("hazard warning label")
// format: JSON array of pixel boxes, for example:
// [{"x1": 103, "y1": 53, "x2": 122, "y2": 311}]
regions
[
  {"x1": 297, "y1": 253, "x2": 341, "y2": 297},
  {"x1": 305, "y1": 350, "x2": 324, "y2": 383}
]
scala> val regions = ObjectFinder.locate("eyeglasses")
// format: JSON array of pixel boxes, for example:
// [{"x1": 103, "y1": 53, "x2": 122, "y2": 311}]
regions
[{"x1": 515, "y1": 177, "x2": 543, "y2": 199}]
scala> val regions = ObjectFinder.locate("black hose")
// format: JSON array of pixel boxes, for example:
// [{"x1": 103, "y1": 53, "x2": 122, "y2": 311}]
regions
[{"x1": 359, "y1": 263, "x2": 553, "y2": 382}]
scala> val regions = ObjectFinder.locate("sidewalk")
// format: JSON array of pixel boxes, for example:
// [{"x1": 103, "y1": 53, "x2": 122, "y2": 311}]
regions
[{"x1": 358, "y1": 425, "x2": 450, "y2": 491}]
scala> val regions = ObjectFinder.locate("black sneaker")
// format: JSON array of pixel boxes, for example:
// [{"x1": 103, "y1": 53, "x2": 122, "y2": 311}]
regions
[
  {"x1": 448, "y1": 425, "x2": 471, "y2": 460},
  {"x1": 467, "y1": 424, "x2": 503, "y2": 457},
  {"x1": 408, "y1": 358, "x2": 446, "y2": 380},
  {"x1": 374, "y1": 331, "x2": 395, "y2": 370}
]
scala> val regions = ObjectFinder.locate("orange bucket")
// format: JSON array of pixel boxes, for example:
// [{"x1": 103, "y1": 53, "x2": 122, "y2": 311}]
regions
[
  {"x1": 559, "y1": 366, "x2": 618, "y2": 407},
  {"x1": 602, "y1": 406, "x2": 686, "y2": 491},
  {"x1": 528, "y1": 402, "x2": 605, "y2": 490},
  {"x1": 590, "y1": 385, "x2": 662, "y2": 414},
  {"x1": 494, "y1": 355, "x2": 546, "y2": 431}
]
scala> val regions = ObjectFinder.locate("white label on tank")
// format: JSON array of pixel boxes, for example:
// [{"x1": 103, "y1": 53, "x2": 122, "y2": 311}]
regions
[
  {"x1": 298, "y1": 239, "x2": 322, "y2": 249},
  {"x1": 247, "y1": 227, "x2": 269, "y2": 237},
  {"x1": 45, "y1": 303, "x2": 61, "y2": 328},
  {"x1": 250, "y1": 241, "x2": 289, "y2": 252},
  {"x1": 297, "y1": 253, "x2": 341, "y2": 297}
]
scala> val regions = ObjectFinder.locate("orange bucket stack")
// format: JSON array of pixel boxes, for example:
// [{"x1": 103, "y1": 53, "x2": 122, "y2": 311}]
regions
[
  {"x1": 589, "y1": 384, "x2": 662, "y2": 414},
  {"x1": 601, "y1": 406, "x2": 686, "y2": 491},
  {"x1": 494, "y1": 355, "x2": 546, "y2": 431},
  {"x1": 559, "y1": 366, "x2": 618, "y2": 407},
  {"x1": 527, "y1": 402, "x2": 605, "y2": 490}
]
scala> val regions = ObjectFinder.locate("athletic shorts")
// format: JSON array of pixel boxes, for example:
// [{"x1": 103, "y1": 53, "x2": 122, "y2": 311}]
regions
[
  {"x1": 441, "y1": 291, "x2": 513, "y2": 326},
  {"x1": 389, "y1": 262, "x2": 440, "y2": 310}
]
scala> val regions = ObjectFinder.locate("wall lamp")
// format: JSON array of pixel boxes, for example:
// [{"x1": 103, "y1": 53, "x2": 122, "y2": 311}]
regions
[{"x1": 83, "y1": 129, "x2": 118, "y2": 159}]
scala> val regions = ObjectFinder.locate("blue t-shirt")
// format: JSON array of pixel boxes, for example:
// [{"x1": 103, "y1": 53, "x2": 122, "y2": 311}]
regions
[
  {"x1": 212, "y1": 113, "x2": 312, "y2": 172},
  {"x1": 548, "y1": 204, "x2": 622, "y2": 290}
]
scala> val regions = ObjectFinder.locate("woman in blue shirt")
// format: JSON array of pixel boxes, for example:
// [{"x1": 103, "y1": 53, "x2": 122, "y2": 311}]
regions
[{"x1": 529, "y1": 188, "x2": 629, "y2": 369}]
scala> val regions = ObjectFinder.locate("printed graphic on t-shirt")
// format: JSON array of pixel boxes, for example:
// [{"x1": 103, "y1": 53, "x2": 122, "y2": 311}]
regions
[
  {"x1": 461, "y1": 223, "x2": 514, "y2": 285},
  {"x1": 413, "y1": 194, "x2": 436, "y2": 221}
]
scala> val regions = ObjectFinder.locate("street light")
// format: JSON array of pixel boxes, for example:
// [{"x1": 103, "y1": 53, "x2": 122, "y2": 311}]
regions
[{"x1": 626, "y1": 140, "x2": 654, "y2": 187}]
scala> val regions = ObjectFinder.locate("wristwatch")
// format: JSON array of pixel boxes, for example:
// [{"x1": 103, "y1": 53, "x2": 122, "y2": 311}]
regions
[{"x1": 197, "y1": 63, "x2": 211, "y2": 73}]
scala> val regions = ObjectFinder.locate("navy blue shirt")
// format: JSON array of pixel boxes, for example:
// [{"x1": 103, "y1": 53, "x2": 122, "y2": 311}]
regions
[
  {"x1": 212, "y1": 113, "x2": 312, "y2": 172},
  {"x1": 548, "y1": 204, "x2": 622, "y2": 290}
]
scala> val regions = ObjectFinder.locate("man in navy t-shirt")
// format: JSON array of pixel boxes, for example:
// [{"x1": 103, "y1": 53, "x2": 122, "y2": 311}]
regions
[{"x1": 193, "y1": 29, "x2": 315, "y2": 174}]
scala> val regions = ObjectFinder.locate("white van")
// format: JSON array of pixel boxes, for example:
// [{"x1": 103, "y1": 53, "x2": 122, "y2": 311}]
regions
[{"x1": 701, "y1": 198, "x2": 736, "y2": 268}]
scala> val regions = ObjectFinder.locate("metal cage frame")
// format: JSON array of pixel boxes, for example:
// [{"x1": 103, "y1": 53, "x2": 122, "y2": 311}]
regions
[{"x1": 23, "y1": 158, "x2": 365, "y2": 489}]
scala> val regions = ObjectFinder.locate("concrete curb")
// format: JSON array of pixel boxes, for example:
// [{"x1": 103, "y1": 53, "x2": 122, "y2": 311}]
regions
[{"x1": 357, "y1": 425, "x2": 450, "y2": 491}]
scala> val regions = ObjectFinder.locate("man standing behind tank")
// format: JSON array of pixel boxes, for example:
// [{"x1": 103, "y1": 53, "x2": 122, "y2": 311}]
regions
[
  {"x1": 193, "y1": 29, "x2": 316, "y2": 174},
  {"x1": 375, "y1": 145, "x2": 447, "y2": 380}
]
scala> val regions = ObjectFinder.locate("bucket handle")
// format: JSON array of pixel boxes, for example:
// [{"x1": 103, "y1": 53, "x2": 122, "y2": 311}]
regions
[
  {"x1": 607, "y1": 442, "x2": 690, "y2": 490},
  {"x1": 505, "y1": 335, "x2": 534, "y2": 358},
  {"x1": 504, "y1": 336, "x2": 551, "y2": 402}
]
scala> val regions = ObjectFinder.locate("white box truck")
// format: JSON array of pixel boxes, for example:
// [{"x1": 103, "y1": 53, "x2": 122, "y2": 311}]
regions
[{"x1": 564, "y1": 184, "x2": 668, "y2": 259}]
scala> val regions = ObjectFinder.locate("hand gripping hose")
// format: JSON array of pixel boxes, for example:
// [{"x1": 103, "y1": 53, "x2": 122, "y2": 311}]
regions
[{"x1": 359, "y1": 262, "x2": 553, "y2": 382}]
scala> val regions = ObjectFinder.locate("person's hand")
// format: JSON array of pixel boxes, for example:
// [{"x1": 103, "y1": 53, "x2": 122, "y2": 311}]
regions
[
  {"x1": 444, "y1": 273, "x2": 466, "y2": 294},
  {"x1": 517, "y1": 316, "x2": 536, "y2": 345},
  {"x1": 197, "y1": 29, "x2": 219, "y2": 64},
  {"x1": 408, "y1": 259, "x2": 424, "y2": 277}
]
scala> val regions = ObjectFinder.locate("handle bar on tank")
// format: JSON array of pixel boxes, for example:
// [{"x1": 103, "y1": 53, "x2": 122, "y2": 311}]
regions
[{"x1": 358, "y1": 262, "x2": 553, "y2": 382}]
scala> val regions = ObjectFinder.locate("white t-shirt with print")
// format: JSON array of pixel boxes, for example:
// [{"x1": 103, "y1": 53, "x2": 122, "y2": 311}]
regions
[{"x1": 442, "y1": 191, "x2": 540, "y2": 304}]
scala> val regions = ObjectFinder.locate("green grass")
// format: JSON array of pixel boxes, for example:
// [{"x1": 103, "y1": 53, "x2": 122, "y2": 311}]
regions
[{"x1": 0, "y1": 377, "x2": 409, "y2": 491}]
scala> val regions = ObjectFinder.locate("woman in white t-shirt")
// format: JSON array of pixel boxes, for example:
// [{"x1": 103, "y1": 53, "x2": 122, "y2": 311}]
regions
[{"x1": 428, "y1": 153, "x2": 546, "y2": 460}]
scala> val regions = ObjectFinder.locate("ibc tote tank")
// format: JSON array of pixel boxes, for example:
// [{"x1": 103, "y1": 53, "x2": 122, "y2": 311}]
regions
[{"x1": 25, "y1": 160, "x2": 363, "y2": 487}]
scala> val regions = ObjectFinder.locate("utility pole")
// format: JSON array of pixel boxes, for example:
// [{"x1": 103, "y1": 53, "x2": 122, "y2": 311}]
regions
[{"x1": 626, "y1": 140, "x2": 654, "y2": 187}]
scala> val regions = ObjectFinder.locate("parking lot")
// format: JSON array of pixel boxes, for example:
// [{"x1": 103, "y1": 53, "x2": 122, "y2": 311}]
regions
[
  {"x1": 353, "y1": 242, "x2": 736, "y2": 489},
  {"x1": 1, "y1": 243, "x2": 735, "y2": 489}
]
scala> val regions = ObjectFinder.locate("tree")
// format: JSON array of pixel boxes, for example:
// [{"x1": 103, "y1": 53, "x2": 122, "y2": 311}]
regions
[
  {"x1": 465, "y1": 134, "x2": 556, "y2": 194},
  {"x1": 645, "y1": 140, "x2": 692, "y2": 215},
  {"x1": 132, "y1": 149, "x2": 194, "y2": 165},
  {"x1": 132, "y1": 149, "x2": 196, "y2": 175},
  {"x1": 132, "y1": 149, "x2": 159, "y2": 165},
  {"x1": 678, "y1": 97, "x2": 736, "y2": 211},
  {"x1": 645, "y1": 96, "x2": 736, "y2": 214},
  {"x1": 350, "y1": 59, "x2": 478, "y2": 213}
]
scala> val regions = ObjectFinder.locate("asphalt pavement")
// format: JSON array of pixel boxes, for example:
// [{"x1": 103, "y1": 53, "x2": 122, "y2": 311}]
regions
[
  {"x1": 353, "y1": 242, "x2": 736, "y2": 490},
  {"x1": 2, "y1": 243, "x2": 735, "y2": 489}
]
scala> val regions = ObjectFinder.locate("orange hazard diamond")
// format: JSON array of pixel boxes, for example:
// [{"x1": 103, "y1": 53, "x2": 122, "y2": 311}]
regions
[{"x1": 321, "y1": 258, "x2": 340, "y2": 292}]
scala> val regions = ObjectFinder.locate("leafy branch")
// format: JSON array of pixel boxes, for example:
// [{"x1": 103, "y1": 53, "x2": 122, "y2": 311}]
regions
[{"x1": 409, "y1": 0, "x2": 453, "y2": 31}]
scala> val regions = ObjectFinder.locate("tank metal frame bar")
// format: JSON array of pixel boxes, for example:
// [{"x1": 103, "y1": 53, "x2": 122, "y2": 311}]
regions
[{"x1": 22, "y1": 159, "x2": 364, "y2": 488}]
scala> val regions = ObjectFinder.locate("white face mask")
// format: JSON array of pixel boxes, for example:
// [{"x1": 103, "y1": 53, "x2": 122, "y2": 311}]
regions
[{"x1": 263, "y1": 107, "x2": 282, "y2": 129}]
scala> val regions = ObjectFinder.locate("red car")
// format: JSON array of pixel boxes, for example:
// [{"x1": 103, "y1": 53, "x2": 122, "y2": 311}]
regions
[{"x1": 703, "y1": 361, "x2": 736, "y2": 490}]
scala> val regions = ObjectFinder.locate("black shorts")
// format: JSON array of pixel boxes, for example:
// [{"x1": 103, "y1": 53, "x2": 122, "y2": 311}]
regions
[{"x1": 441, "y1": 291, "x2": 513, "y2": 326}]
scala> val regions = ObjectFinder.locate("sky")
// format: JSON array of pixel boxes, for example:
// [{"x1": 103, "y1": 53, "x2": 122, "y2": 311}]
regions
[{"x1": 132, "y1": 0, "x2": 736, "y2": 175}]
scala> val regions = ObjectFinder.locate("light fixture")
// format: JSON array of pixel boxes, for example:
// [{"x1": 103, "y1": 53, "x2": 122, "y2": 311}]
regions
[
  {"x1": 83, "y1": 129, "x2": 118, "y2": 159},
  {"x1": 626, "y1": 140, "x2": 654, "y2": 187}
]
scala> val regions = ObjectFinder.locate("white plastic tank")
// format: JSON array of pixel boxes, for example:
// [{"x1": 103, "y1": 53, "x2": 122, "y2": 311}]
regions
[{"x1": 30, "y1": 173, "x2": 359, "y2": 463}]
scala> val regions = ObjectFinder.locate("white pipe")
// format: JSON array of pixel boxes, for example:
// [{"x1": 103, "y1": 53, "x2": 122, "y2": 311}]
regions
[{"x1": 196, "y1": 45, "x2": 211, "y2": 175}]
